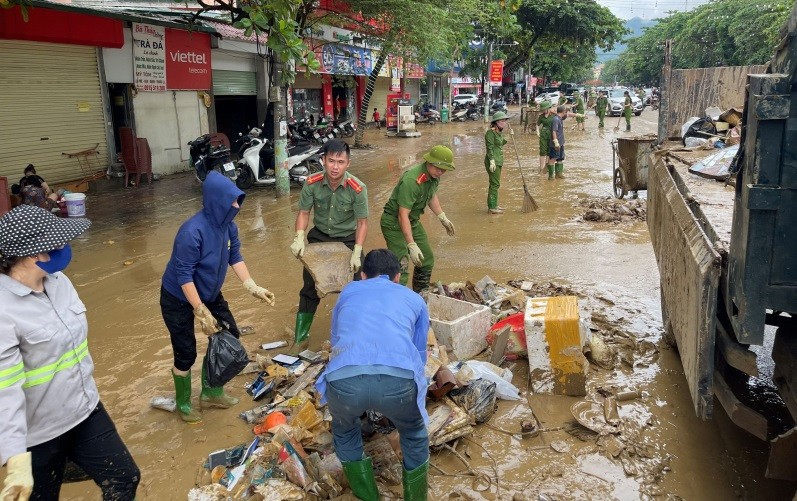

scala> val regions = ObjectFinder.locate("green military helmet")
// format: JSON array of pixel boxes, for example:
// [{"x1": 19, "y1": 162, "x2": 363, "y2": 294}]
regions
[
  {"x1": 423, "y1": 145, "x2": 455, "y2": 170},
  {"x1": 490, "y1": 111, "x2": 509, "y2": 123},
  {"x1": 539, "y1": 101, "x2": 553, "y2": 111}
]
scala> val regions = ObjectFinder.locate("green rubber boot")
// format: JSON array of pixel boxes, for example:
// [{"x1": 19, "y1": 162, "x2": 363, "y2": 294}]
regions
[
  {"x1": 403, "y1": 460, "x2": 429, "y2": 501},
  {"x1": 200, "y1": 359, "x2": 239, "y2": 409},
  {"x1": 172, "y1": 370, "x2": 202, "y2": 424},
  {"x1": 547, "y1": 165, "x2": 554, "y2": 180},
  {"x1": 294, "y1": 312, "x2": 314, "y2": 346},
  {"x1": 555, "y1": 163, "x2": 565, "y2": 179},
  {"x1": 342, "y1": 457, "x2": 379, "y2": 501}
]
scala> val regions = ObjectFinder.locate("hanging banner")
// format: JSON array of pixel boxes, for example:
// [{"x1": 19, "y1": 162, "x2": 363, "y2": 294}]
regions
[
  {"x1": 489, "y1": 60, "x2": 504, "y2": 86},
  {"x1": 133, "y1": 23, "x2": 166, "y2": 92},
  {"x1": 316, "y1": 43, "x2": 373, "y2": 75},
  {"x1": 133, "y1": 23, "x2": 211, "y2": 91}
]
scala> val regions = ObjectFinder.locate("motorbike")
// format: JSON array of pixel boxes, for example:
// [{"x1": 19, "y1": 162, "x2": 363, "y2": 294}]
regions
[
  {"x1": 490, "y1": 99, "x2": 508, "y2": 114},
  {"x1": 336, "y1": 119, "x2": 355, "y2": 137},
  {"x1": 414, "y1": 104, "x2": 440, "y2": 124},
  {"x1": 651, "y1": 95, "x2": 660, "y2": 110},
  {"x1": 188, "y1": 134, "x2": 236, "y2": 183},
  {"x1": 465, "y1": 103, "x2": 481, "y2": 121},
  {"x1": 451, "y1": 106, "x2": 469, "y2": 122},
  {"x1": 235, "y1": 127, "x2": 322, "y2": 189}
]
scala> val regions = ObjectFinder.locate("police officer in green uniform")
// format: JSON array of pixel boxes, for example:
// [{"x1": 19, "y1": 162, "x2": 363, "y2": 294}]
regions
[
  {"x1": 537, "y1": 101, "x2": 555, "y2": 177},
  {"x1": 596, "y1": 90, "x2": 609, "y2": 129},
  {"x1": 380, "y1": 145, "x2": 456, "y2": 292},
  {"x1": 485, "y1": 111, "x2": 509, "y2": 214},
  {"x1": 623, "y1": 90, "x2": 633, "y2": 131},
  {"x1": 557, "y1": 93, "x2": 567, "y2": 108},
  {"x1": 573, "y1": 92, "x2": 586, "y2": 131},
  {"x1": 290, "y1": 139, "x2": 368, "y2": 347}
]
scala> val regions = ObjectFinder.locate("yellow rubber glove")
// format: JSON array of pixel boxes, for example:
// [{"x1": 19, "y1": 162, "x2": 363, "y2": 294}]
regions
[
  {"x1": 553, "y1": 139, "x2": 560, "y2": 151},
  {"x1": 243, "y1": 278, "x2": 275, "y2": 306},
  {"x1": 350, "y1": 244, "x2": 363, "y2": 273},
  {"x1": 535, "y1": 128, "x2": 540, "y2": 137},
  {"x1": 194, "y1": 304, "x2": 219, "y2": 336},
  {"x1": 407, "y1": 242, "x2": 424, "y2": 267},
  {"x1": 290, "y1": 230, "x2": 306, "y2": 258},
  {"x1": 437, "y1": 212, "x2": 455, "y2": 237},
  {"x1": 0, "y1": 452, "x2": 33, "y2": 501},
  {"x1": 488, "y1": 159, "x2": 496, "y2": 173}
]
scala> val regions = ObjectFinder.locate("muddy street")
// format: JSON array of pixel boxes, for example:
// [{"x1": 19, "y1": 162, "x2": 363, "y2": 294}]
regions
[{"x1": 43, "y1": 108, "x2": 793, "y2": 499}]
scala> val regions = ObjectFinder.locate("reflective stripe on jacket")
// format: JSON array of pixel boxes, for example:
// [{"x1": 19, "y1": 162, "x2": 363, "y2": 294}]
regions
[{"x1": 0, "y1": 272, "x2": 99, "y2": 465}]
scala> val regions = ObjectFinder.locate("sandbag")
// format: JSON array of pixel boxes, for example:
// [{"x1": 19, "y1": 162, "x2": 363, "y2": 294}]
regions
[
  {"x1": 204, "y1": 330, "x2": 249, "y2": 387},
  {"x1": 449, "y1": 379, "x2": 497, "y2": 423}
]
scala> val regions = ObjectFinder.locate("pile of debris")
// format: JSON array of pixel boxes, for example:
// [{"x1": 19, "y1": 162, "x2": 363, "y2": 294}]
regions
[
  {"x1": 577, "y1": 197, "x2": 647, "y2": 223},
  {"x1": 169, "y1": 275, "x2": 667, "y2": 499}
]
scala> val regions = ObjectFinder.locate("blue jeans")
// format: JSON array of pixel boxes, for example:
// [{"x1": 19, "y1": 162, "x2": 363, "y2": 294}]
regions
[{"x1": 326, "y1": 374, "x2": 429, "y2": 470}]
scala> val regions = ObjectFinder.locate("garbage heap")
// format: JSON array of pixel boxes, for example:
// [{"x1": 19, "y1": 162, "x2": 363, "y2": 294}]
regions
[{"x1": 186, "y1": 276, "x2": 666, "y2": 500}]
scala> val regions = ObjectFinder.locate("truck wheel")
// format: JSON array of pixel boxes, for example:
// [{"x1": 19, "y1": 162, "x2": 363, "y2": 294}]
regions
[{"x1": 613, "y1": 168, "x2": 627, "y2": 199}]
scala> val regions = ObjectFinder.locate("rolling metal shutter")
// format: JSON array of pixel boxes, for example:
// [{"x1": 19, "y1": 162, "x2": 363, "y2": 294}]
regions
[
  {"x1": 212, "y1": 70, "x2": 257, "y2": 96},
  {"x1": 0, "y1": 40, "x2": 108, "y2": 184}
]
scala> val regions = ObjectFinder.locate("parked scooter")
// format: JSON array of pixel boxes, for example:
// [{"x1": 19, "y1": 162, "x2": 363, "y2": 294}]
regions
[
  {"x1": 465, "y1": 103, "x2": 482, "y2": 121},
  {"x1": 188, "y1": 134, "x2": 236, "y2": 183},
  {"x1": 490, "y1": 99, "x2": 508, "y2": 114},
  {"x1": 415, "y1": 104, "x2": 440, "y2": 124},
  {"x1": 235, "y1": 127, "x2": 322, "y2": 189},
  {"x1": 451, "y1": 106, "x2": 469, "y2": 122}
]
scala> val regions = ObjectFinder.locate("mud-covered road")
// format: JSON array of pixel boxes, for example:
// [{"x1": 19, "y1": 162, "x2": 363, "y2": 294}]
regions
[{"x1": 38, "y1": 108, "x2": 795, "y2": 499}]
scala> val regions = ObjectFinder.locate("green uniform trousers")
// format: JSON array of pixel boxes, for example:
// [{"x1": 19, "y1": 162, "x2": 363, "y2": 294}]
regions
[
  {"x1": 485, "y1": 162, "x2": 502, "y2": 210},
  {"x1": 597, "y1": 111, "x2": 606, "y2": 128},
  {"x1": 624, "y1": 108, "x2": 632, "y2": 129},
  {"x1": 380, "y1": 212, "x2": 434, "y2": 292}
]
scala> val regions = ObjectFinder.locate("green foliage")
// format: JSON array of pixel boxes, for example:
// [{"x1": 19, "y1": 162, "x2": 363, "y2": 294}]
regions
[{"x1": 601, "y1": 0, "x2": 792, "y2": 85}]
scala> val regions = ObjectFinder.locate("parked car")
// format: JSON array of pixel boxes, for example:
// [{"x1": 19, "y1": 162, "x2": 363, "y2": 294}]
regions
[
  {"x1": 453, "y1": 93, "x2": 478, "y2": 106},
  {"x1": 607, "y1": 88, "x2": 644, "y2": 116},
  {"x1": 534, "y1": 90, "x2": 560, "y2": 104}
]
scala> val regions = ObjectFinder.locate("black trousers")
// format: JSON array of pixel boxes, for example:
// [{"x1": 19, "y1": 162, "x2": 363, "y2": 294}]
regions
[
  {"x1": 30, "y1": 402, "x2": 139, "y2": 501},
  {"x1": 298, "y1": 227, "x2": 358, "y2": 314},
  {"x1": 160, "y1": 286, "x2": 240, "y2": 372}
]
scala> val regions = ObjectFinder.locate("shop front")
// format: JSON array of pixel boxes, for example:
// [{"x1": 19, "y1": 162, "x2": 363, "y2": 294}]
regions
[{"x1": 0, "y1": 5, "x2": 123, "y2": 183}]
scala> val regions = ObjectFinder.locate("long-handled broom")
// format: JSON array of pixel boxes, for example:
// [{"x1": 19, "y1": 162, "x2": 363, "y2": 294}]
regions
[
  {"x1": 613, "y1": 114, "x2": 623, "y2": 132},
  {"x1": 509, "y1": 129, "x2": 539, "y2": 212}
]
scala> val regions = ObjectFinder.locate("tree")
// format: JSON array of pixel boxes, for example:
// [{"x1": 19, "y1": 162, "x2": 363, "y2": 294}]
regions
[{"x1": 601, "y1": 0, "x2": 792, "y2": 85}]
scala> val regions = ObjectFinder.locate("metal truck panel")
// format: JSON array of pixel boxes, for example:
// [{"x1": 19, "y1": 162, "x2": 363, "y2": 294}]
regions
[{"x1": 648, "y1": 157, "x2": 722, "y2": 419}]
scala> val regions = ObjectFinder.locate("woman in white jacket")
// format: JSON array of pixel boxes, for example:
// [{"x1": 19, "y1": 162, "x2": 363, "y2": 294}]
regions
[{"x1": 0, "y1": 205, "x2": 139, "y2": 501}]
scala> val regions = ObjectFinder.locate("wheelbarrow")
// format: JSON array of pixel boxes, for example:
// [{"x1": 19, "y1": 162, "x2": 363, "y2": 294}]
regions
[{"x1": 611, "y1": 135, "x2": 656, "y2": 199}]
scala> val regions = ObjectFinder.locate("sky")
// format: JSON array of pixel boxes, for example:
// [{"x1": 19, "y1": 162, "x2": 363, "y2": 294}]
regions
[{"x1": 597, "y1": 0, "x2": 711, "y2": 20}]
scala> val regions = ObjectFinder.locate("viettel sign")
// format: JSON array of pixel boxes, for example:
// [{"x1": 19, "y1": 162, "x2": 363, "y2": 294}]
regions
[
  {"x1": 489, "y1": 60, "x2": 504, "y2": 86},
  {"x1": 133, "y1": 23, "x2": 211, "y2": 91}
]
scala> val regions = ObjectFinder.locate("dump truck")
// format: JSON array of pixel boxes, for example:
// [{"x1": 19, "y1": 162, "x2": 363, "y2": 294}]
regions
[{"x1": 647, "y1": 6, "x2": 797, "y2": 480}]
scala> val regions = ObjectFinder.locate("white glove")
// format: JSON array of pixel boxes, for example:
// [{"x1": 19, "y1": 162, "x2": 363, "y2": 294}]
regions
[
  {"x1": 535, "y1": 129, "x2": 540, "y2": 137},
  {"x1": 508, "y1": 128, "x2": 515, "y2": 135},
  {"x1": 243, "y1": 278, "x2": 275, "y2": 306},
  {"x1": 437, "y1": 212, "x2": 455, "y2": 237},
  {"x1": 553, "y1": 139, "x2": 561, "y2": 151},
  {"x1": 407, "y1": 243, "x2": 424, "y2": 267},
  {"x1": 290, "y1": 230, "x2": 306, "y2": 258},
  {"x1": 194, "y1": 304, "x2": 220, "y2": 336},
  {"x1": 489, "y1": 159, "x2": 496, "y2": 173},
  {"x1": 350, "y1": 244, "x2": 363, "y2": 273},
  {"x1": 1, "y1": 452, "x2": 33, "y2": 501}
]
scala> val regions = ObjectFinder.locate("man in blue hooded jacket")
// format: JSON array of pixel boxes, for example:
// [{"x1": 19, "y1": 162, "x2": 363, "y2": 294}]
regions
[{"x1": 161, "y1": 171, "x2": 275, "y2": 423}]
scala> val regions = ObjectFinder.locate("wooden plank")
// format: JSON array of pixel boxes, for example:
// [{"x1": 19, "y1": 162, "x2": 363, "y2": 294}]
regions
[
  {"x1": 712, "y1": 370, "x2": 768, "y2": 441},
  {"x1": 489, "y1": 325, "x2": 511, "y2": 366},
  {"x1": 766, "y1": 427, "x2": 797, "y2": 480},
  {"x1": 648, "y1": 157, "x2": 721, "y2": 419},
  {"x1": 282, "y1": 363, "x2": 324, "y2": 399},
  {"x1": 715, "y1": 323, "x2": 758, "y2": 377}
]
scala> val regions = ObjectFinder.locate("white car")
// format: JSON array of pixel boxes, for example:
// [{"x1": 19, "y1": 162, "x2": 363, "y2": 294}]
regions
[
  {"x1": 607, "y1": 88, "x2": 644, "y2": 116},
  {"x1": 453, "y1": 93, "x2": 478, "y2": 106},
  {"x1": 534, "y1": 90, "x2": 560, "y2": 104}
]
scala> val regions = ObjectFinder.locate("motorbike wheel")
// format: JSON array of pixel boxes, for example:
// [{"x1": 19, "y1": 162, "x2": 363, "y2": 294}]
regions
[
  {"x1": 235, "y1": 168, "x2": 254, "y2": 189},
  {"x1": 342, "y1": 127, "x2": 355, "y2": 137},
  {"x1": 468, "y1": 112, "x2": 481, "y2": 121},
  {"x1": 306, "y1": 158, "x2": 323, "y2": 174}
]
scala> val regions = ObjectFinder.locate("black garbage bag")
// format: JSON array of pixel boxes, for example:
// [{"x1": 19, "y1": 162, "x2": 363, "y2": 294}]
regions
[
  {"x1": 204, "y1": 330, "x2": 249, "y2": 387},
  {"x1": 682, "y1": 116, "x2": 717, "y2": 145},
  {"x1": 449, "y1": 379, "x2": 497, "y2": 424}
]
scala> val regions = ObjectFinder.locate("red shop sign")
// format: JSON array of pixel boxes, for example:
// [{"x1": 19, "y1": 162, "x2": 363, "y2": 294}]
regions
[
  {"x1": 489, "y1": 60, "x2": 504, "y2": 86},
  {"x1": 165, "y1": 28, "x2": 211, "y2": 90}
]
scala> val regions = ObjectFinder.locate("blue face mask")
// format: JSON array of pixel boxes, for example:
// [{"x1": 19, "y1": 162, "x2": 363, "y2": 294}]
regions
[{"x1": 36, "y1": 244, "x2": 72, "y2": 274}]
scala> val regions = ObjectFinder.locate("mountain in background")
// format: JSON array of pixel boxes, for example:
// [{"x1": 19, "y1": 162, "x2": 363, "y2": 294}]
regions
[{"x1": 597, "y1": 17, "x2": 657, "y2": 63}]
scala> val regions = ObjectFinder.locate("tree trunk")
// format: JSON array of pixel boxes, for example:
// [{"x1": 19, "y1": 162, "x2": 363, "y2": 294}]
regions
[
  {"x1": 272, "y1": 52, "x2": 290, "y2": 197},
  {"x1": 354, "y1": 40, "x2": 392, "y2": 147}
]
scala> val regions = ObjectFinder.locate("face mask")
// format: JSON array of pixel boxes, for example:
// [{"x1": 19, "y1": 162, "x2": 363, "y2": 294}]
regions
[{"x1": 36, "y1": 244, "x2": 72, "y2": 274}]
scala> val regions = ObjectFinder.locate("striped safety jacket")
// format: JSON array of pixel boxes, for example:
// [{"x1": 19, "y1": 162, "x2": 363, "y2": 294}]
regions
[{"x1": 0, "y1": 272, "x2": 99, "y2": 465}]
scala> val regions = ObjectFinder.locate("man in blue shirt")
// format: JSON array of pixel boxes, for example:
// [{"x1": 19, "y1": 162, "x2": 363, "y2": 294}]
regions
[{"x1": 315, "y1": 249, "x2": 429, "y2": 501}]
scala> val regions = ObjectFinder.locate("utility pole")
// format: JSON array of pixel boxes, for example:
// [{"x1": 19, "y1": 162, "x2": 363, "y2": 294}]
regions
[
  {"x1": 484, "y1": 41, "x2": 492, "y2": 123},
  {"x1": 271, "y1": 52, "x2": 289, "y2": 197}
]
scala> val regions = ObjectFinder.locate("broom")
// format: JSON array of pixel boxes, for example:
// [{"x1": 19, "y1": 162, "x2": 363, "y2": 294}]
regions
[
  {"x1": 613, "y1": 114, "x2": 623, "y2": 132},
  {"x1": 509, "y1": 129, "x2": 539, "y2": 212}
]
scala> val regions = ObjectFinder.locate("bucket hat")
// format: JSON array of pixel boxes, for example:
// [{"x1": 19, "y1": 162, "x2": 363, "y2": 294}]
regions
[
  {"x1": 539, "y1": 101, "x2": 553, "y2": 111},
  {"x1": 490, "y1": 111, "x2": 509, "y2": 123},
  {"x1": 0, "y1": 205, "x2": 90, "y2": 259},
  {"x1": 422, "y1": 145, "x2": 455, "y2": 170}
]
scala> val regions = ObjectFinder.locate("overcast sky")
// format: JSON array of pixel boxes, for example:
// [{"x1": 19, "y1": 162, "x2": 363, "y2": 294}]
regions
[{"x1": 597, "y1": 0, "x2": 711, "y2": 20}]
